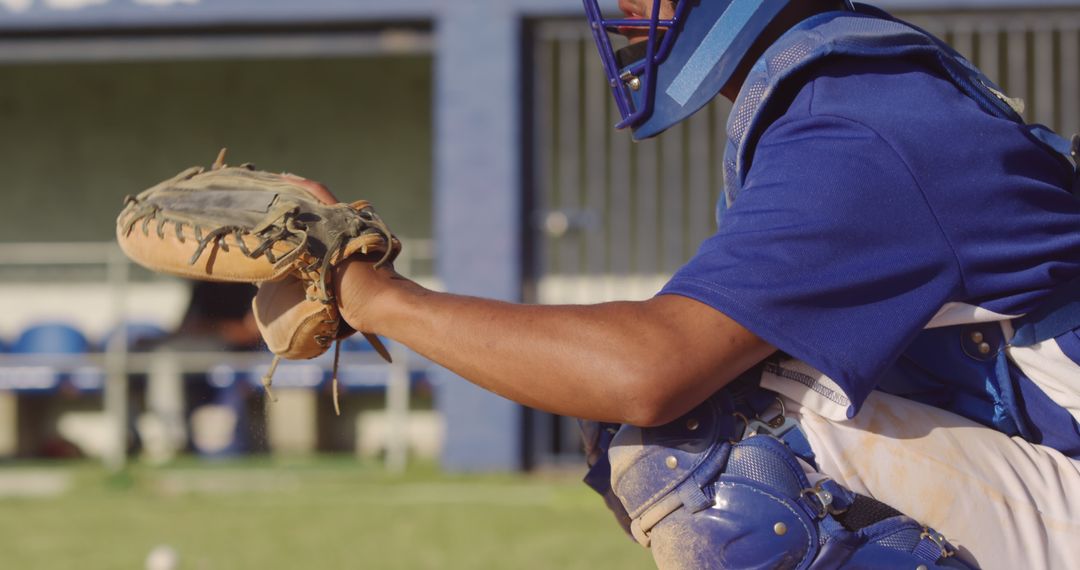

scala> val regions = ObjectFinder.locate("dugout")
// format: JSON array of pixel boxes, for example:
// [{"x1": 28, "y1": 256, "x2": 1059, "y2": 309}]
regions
[{"x1": 1, "y1": 0, "x2": 1078, "y2": 473}]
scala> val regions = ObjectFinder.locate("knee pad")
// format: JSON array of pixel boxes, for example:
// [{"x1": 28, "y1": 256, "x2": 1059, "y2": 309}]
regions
[{"x1": 607, "y1": 394, "x2": 976, "y2": 570}]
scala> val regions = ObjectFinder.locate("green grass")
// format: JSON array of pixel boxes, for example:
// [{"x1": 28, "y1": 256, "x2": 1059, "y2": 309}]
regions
[{"x1": 0, "y1": 457, "x2": 655, "y2": 570}]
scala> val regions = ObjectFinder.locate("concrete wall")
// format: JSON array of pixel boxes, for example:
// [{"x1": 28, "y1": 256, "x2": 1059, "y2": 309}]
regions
[{"x1": 0, "y1": 56, "x2": 433, "y2": 243}]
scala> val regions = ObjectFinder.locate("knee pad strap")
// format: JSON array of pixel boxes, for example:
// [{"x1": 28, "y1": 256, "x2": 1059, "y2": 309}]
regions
[{"x1": 610, "y1": 392, "x2": 974, "y2": 569}]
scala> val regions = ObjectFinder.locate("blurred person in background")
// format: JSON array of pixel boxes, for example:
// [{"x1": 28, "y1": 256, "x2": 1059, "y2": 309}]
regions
[
  {"x1": 300, "y1": 0, "x2": 1080, "y2": 568},
  {"x1": 161, "y1": 281, "x2": 262, "y2": 353},
  {"x1": 137, "y1": 281, "x2": 261, "y2": 460}
]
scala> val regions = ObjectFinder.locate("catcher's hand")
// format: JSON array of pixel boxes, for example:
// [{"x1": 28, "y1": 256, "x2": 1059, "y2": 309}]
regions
[{"x1": 116, "y1": 150, "x2": 399, "y2": 410}]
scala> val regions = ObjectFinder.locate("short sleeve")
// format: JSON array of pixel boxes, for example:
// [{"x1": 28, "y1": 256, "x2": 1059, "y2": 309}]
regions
[{"x1": 660, "y1": 110, "x2": 963, "y2": 415}]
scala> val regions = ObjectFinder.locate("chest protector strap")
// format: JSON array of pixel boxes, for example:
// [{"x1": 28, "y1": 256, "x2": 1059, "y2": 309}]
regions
[{"x1": 723, "y1": 4, "x2": 1079, "y2": 208}]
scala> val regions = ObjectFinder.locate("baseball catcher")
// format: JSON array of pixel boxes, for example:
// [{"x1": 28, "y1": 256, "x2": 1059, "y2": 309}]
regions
[
  {"x1": 116, "y1": 149, "x2": 399, "y2": 413},
  {"x1": 317, "y1": 1, "x2": 1080, "y2": 568}
]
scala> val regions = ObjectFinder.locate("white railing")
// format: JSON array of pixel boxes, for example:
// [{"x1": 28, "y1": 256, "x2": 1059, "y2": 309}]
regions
[{"x1": 0, "y1": 240, "x2": 435, "y2": 473}]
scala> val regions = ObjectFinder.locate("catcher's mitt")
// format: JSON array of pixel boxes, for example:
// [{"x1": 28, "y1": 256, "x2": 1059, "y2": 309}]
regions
[{"x1": 116, "y1": 150, "x2": 399, "y2": 412}]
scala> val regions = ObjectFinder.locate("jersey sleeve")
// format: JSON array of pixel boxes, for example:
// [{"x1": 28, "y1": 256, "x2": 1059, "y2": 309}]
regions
[{"x1": 660, "y1": 110, "x2": 963, "y2": 416}]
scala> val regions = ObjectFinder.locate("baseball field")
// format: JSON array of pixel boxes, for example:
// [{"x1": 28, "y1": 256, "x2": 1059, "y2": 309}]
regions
[{"x1": 0, "y1": 457, "x2": 654, "y2": 569}]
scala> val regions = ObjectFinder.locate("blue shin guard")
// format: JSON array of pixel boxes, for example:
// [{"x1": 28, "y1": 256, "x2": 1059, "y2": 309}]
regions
[{"x1": 593, "y1": 391, "x2": 976, "y2": 569}]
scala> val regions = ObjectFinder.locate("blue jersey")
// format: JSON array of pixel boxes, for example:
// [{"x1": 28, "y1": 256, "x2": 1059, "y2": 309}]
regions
[{"x1": 661, "y1": 55, "x2": 1080, "y2": 453}]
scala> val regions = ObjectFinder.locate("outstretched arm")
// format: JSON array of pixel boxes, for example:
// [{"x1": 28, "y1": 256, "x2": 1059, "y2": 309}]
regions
[{"x1": 335, "y1": 260, "x2": 773, "y2": 426}]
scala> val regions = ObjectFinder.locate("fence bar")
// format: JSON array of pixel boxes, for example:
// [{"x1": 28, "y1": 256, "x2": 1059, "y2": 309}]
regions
[
  {"x1": 557, "y1": 39, "x2": 583, "y2": 288},
  {"x1": 1033, "y1": 24, "x2": 1057, "y2": 127},
  {"x1": 687, "y1": 104, "x2": 712, "y2": 253},
  {"x1": 103, "y1": 247, "x2": 130, "y2": 472},
  {"x1": 583, "y1": 38, "x2": 608, "y2": 278},
  {"x1": 1006, "y1": 25, "x2": 1029, "y2": 119},
  {"x1": 384, "y1": 342, "x2": 411, "y2": 473},
  {"x1": 978, "y1": 22, "x2": 1002, "y2": 86},
  {"x1": 634, "y1": 138, "x2": 659, "y2": 274},
  {"x1": 952, "y1": 21, "x2": 975, "y2": 61},
  {"x1": 609, "y1": 98, "x2": 633, "y2": 278},
  {"x1": 1060, "y1": 26, "x2": 1080, "y2": 137},
  {"x1": 533, "y1": 37, "x2": 556, "y2": 292},
  {"x1": 661, "y1": 122, "x2": 685, "y2": 274}
]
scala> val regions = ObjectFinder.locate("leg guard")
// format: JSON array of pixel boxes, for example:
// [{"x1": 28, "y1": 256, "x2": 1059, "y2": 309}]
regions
[{"x1": 605, "y1": 390, "x2": 977, "y2": 570}]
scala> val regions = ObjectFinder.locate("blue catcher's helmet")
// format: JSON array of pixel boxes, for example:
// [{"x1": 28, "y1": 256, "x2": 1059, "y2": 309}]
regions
[{"x1": 583, "y1": 0, "x2": 851, "y2": 140}]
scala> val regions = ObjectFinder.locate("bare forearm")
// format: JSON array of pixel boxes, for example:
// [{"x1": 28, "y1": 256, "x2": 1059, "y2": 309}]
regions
[
  {"x1": 376, "y1": 281, "x2": 669, "y2": 422},
  {"x1": 338, "y1": 262, "x2": 772, "y2": 425}
]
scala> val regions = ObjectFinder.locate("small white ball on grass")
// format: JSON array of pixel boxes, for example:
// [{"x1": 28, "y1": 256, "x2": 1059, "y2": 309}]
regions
[{"x1": 145, "y1": 545, "x2": 180, "y2": 570}]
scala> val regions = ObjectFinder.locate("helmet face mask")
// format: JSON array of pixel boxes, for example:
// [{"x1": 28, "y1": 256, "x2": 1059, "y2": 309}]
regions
[
  {"x1": 583, "y1": 0, "x2": 851, "y2": 140},
  {"x1": 582, "y1": 0, "x2": 689, "y2": 131}
]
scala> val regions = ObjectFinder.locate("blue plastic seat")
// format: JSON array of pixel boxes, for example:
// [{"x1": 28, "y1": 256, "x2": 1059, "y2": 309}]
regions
[
  {"x1": 11, "y1": 322, "x2": 89, "y2": 354},
  {"x1": 100, "y1": 321, "x2": 169, "y2": 352},
  {"x1": 2, "y1": 322, "x2": 90, "y2": 392}
]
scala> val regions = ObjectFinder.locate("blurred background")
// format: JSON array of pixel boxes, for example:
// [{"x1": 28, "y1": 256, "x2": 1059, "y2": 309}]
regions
[{"x1": 0, "y1": 0, "x2": 1077, "y2": 568}]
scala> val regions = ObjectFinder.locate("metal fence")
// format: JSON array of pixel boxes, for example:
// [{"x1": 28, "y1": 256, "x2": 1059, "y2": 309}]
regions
[
  {"x1": 530, "y1": 24, "x2": 731, "y2": 305},
  {"x1": 0, "y1": 241, "x2": 436, "y2": 472}
]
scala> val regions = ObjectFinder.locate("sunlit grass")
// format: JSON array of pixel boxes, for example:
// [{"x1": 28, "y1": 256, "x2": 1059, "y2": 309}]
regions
[{"x1": 0, "y1": 456, "x2": 654, "y2": 570}]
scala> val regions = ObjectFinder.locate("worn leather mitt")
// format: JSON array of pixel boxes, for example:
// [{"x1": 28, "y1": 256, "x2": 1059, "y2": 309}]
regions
[{"x1": 116, "y1": 150, "x2": 400, "y2": 409}]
